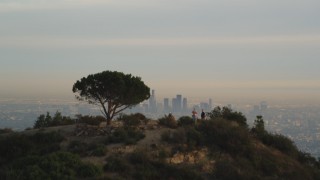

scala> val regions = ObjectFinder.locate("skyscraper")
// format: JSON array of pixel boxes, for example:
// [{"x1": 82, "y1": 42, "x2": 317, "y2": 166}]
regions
[
  {"x1": 149, "y1": 89, "x2": 157, "y2": 113},
  {"x1": 172, "y1": 98, "x2": 177, "y2": 113},
  {"x1": 163, "y1": 98, "x2": 170, "y2": 113},
  {"x1": 183, "y1": 98, "x2": 188, "y2": 112},
  {"x1": 176, "y1": 94, "x2": 182, "y2": 112}
]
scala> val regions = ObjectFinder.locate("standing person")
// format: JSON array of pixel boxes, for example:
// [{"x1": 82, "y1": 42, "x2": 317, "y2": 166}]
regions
[
  {"x1": 201, "y1": 109, "x2": 206, "y2": 120},
  {"x1": 192, "y1": 108, "x2": 198, "y2": 123}
]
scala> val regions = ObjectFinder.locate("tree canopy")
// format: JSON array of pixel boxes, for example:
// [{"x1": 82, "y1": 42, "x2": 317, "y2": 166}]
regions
[
  {"x1": 72, "y1": 70, "x2": 150, "y2": 125},
  {"x1": 208, "y1": 106, "x2": 247, "y2": 127}
]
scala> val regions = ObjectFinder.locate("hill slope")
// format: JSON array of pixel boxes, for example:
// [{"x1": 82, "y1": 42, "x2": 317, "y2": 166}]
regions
[{"x1": 0, "y1": 116, "x2": 319, "y2": 179}]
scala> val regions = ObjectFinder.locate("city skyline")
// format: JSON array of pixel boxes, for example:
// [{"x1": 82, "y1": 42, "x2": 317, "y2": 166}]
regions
[{"x1": 1, "y1": 0, "x2": 320, "y2": 104}]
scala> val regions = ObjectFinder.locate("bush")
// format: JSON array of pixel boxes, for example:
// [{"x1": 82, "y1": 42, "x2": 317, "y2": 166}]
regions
[
  {"x1": 158, "y1": 114, "x2": 177, "y2": 128},
  {"x1": 207, "y1": 106, "x2": 248, "y2": 127},
  {"x1": 161, "y1": 128, "x2": 187, "y2": 144},
  {"x1": 161, "y1": 127, "x2": 204, "y2": 151},
  {"x1": 30, "y1": 131, "x2": 64, "y2": 155},
  {"x1": 1, "y1": 152, "x2": 102, "y2": 179},
  {"x1": 76, "y1": 115, "x2": 105, "y2": 126},
  {"x1": 67, "y1": 140, "x2": 89, "y2": 156},
  {"x1": 177, "y1": 116, "x2": 195, "y2": 127},
  {"x1": 68, "y1": 141, "x2": 107, "y2": 157},
  {"x1": 90, "y1": 144, "x2": 107, "y2": 157},
  {"x1": 128, "y1": 151, "x2": 204, "y2": 180},
  {"x1": 259, "y1": 132, "x2": 299, "y2": 157},
  {"x1": 0, "y1": 134, "x2": 33, "y2": 164},
  {"x1": 34, "y1": 111, "x2": 75, "y2": 129},
  {"x1": 213, "y1": 160, "x2": 242, "y2": 180},
  {"x1": 185, "y1": 127, "x2": 204, "y2": 149},
  {"x1": 31, "y1": 131, "x2": 65, "y2": 144},
  {"x1": 77, "y1": 163, "x2": 102, "y2": 178},
  {"x1": 105, "y1": 127, "x2": 145, "y2": 145},
  {"x1": 104, "y1": 156, "x2": 131, "y2": 173},
  {"x1": 0, "y1": 131, "x2": 64, "y2": 165},
  {"x1": 0, "y1": 128, "x2": 13, "y2": 134},
  {"x1": 118, "y1": 113, "x2": 149, "y2": 127},
  {"x1": 197, "y1": 119, "x2": 253, "y2": 157}
]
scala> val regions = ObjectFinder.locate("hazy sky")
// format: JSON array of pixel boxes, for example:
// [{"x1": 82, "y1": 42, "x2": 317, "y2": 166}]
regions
[{"x1": 1, "y1": 0, "x2": 320, "y2": 103}]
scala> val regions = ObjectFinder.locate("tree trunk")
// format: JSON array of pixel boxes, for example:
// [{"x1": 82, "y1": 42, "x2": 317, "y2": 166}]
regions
[{"x1": 106, "y1": 118, "x2": 112, "y2": 126}]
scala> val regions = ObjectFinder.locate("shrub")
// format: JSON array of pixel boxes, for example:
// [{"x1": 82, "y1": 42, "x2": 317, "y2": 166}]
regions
[
  {"x1": 213, "y1": 160, "x2": 242, "y2": 180},
  {"x1": 128, "y1": 151, "x2": 203, "y2": 180},
  {"x1": 77, "y1": 163, "x2": 102, "y2": 178},
  {"x1": 34, "y1": 111, "x2": 75, "y2": 128},
  {"x1": 77, "y1": 115, "x2": 105, "y2": 126},
  {"x1": 161, "y1": 127, "x2": 203, "y2": 151},
  {"x1": 1, "y1": 152, "x2": 101, "y2": 179},
  {"x1": 259, "y1": 132, "x2": 299, "y2": 157},
  {"x1": 213, "y1": 157, "x2": 262, "y2": 180},
  {"x1": 105, "y1": 127, "x2": 145, "y2": 145},
  {"x1": 30, "y1": 131, "x2": 64, "y2": 155},
  {"x1": 177, "y1": 116, "x2": 195, "y2": 127},
  {"x1": 104, "y1": 156, "x2": 131, "y2": 173},
  {"x1": 197, "y1": 119, "x2": 253, "y2": 157},
  {"x1": 0, "y1": 131, "x2": 64, "y2": 165},
  {"x1": 158, "y1": 114, "x2": 177, "y2": 128},
  {"x1": 185, "y1": 127, "x2": 204, "y2": 149},
  {"x1": 0, "y1": 128, "x2": 13, "y2": 134},
  {"x1": 90, "y1": 144, "x2": 107, "y2": 157},
  {"x1": 0, "y1": 134, "x2": 33, "y2": 166},
  {"x1": 67, "y1": 140, "x2": 89, "y2": 156},
  {"x1": 68, "y1": 141, "x2": 107, "y2": 157},
  {"x1": 158, "y1": 148, "x2": 170, "y2": 161},
  {"x1": 31, "y1": 131, "x2": 64, "y2": 144},
  {"x1": 207, "y1": 106, "x2": 248, "y2": 127},
  {"x1": 118, "y1": 113, "x2": 149, "y2": 127},
  {"x1": 161, "y1": 128, "x2": 186, "y2": 144}
]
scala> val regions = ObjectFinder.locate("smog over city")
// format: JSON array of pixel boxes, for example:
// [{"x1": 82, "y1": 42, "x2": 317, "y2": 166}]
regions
[{"x1": 1, "y1": 1, "x2": 320, "y2": 178}]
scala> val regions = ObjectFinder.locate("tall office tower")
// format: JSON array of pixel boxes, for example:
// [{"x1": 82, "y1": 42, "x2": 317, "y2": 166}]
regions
[
  {"x1": 209, "y1": 98, "x2": 213, "y2": 110},
  {"x1": 149, "y1": 89, "x2": 157, "y2": 113},
  {"x1": 142, "y1": 103, "x2": 149, "y2": 113},
  {"x1": 163, "y1": 98, "x2": 170, "y2": 113},
  {"x1": 176, "y1": 94, "x2": 182, "y2": 112},
  {"x1": 172, "y1": 98, "x2": 177, "y2": 113},
  {"x1": 183, "y1": 98, "x2": 188, "y2": 112}
]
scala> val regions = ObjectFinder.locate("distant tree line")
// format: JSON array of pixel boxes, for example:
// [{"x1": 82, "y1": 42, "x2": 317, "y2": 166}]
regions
[{"x1": 33, "y1": 111, "x2": 106, "y2": 129}]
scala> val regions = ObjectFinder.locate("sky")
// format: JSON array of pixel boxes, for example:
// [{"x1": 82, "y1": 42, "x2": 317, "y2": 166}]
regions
[{"x1": 1, "y1": 0, "x2": 320, "y2": 104}]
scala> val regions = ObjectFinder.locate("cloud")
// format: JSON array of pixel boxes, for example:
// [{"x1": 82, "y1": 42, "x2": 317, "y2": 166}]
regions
[
  {"x1": 0, "y1": 0, "x2": 113, "y2": 12},
  {"x1": 1, "y1": 34, "x2": 320, "y2": 48},
  {"x1": 0, "y1": 0, "x2": 170, "y2": 12}
]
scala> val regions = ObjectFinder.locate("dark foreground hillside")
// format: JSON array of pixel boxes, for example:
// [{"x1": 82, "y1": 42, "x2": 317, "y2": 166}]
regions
[{"x1": 0, "y1": 111, "x2": 319, "y2": 180}]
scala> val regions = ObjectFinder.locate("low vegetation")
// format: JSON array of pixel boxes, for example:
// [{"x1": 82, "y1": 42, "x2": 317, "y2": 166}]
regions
[
  {"x1": 0, "y1": 131, "x2": 102, "y2": 179},
  {"x1": 1, "y1": 106, "x2": 319, "y2": 179},
  {"x1": 0, "y1": 128, "x2": 14, "y2": 134},
  {"x1": 158, "y1": 114, "x2": 178, "y2": 128},
  {"x1": 117, "y1": 113, "x2": 150, "y2": 127},
  {"x1": 34, "y1": 111, "x2": 74, "y2": 128},
  {"x1": 159, "y1": 107, "x2": 320, "y2": 179},
  {"x1": 105, "y1": 127, "x2": 145, "y2": 145},
  {"x1": 104, "y1": 151, "x2": 203, "y2": 180},
  {"x1": 33, "y1": 112, "x2": 107, "y2": 128},
  {"x1": 67, "y1": 140, "x2": 107, "y2": 157}
]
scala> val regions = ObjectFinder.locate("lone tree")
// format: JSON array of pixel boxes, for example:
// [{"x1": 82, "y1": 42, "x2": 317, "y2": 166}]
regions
[{"x1": 72, "y1": 70, "x2": 150, "y2": 126}]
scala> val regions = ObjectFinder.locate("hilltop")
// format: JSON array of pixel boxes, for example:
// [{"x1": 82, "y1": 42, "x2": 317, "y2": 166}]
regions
[{"x1": 0, "y1": 110, "x2": 320, "y2": 180}]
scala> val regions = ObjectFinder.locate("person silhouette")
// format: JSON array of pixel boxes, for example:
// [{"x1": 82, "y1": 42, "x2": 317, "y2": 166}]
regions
[
  {"x1": 192, "y1": 108, "x2": 197, "y2": 122},
  {"x1": 201, "y1": 109, "x2": 206, "y2": 120}
]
